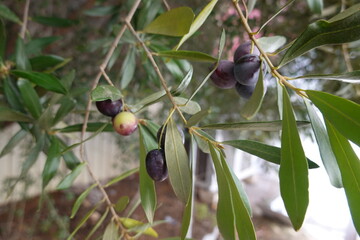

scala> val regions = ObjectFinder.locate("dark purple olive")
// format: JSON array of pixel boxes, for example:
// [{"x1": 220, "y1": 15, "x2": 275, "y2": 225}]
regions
[
  {"x1": 157, "y1": 124, "x2": 185, "y2": 150},
  {"x1": 235, "y1": 82, "x2": 256, "y2": 99},
  {"x1": 234, "y1": 41, "x2": 260, "y2": 63},
  {"x1": 96, "y1": 99, "x2": 123, "y2": 117},
  {"x1": 210, "y1": 60, "x2": 237, "y2": 89},
  {"x1": 146, "y1": 149, "x2": 168, "y2": 182},
  {"x1": 234, "y1": 54, "x2": 261, "y2": 86}
]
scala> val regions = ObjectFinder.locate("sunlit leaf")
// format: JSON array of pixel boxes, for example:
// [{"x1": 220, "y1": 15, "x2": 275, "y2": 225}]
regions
[
  {"x1": 102, "y1": 220, "x2": 119, "y2": 240},
  {"x1": 71, "y1": 183, "x2": 97, "y2": 218},
  {"x1": 241, "y1": 61, "x2": 266, "y2": 119},
  {"x1": 304, "y1": 99, "x2": 342, "y2": 187},
  {"x1": 104, "y1": 168, "x2": 139, "y2": 188},
  {"x1": 143, "y1": 7, "x2": 194, "y2": 36},
  {"x1": 175, "y1": 0, "x2": 218, "y2": 50},
  {"x1": 279, "y1": 5, "x2": 360, "y2": 67},
  {"x1": 32, "y1": 16, "x2": 79, "y2": 27},
  {"x1": 17, "y1": 79, "x2": 42, "y2": 119},
  {"x1": 280, "y1": 86, "x2": 309, "y2": 230},
  {"x1": 257, "y1": 36, "x2": 287, "y2": 53},
  {"x1": 201, "y1": 120, "x2": 310, "y2": 131},
  {"x1": 294, "y1": 70, "x2": 360, "y2": 83},
  {"x1": 325, "y1": 120, "x2": 360, "y2": 234},
  {"x1": 0, "y1": 106, "x2": 32, "y2": 122},
  {"x1": 306, "y1": 0, "x2": 323, "y2": 14},
  {"x1": 0, "y1": 129, "x2": 27, "y2": 158},
  {"x1": 223, "y1": 140, "x2": 318, "y2": 169},
  {"x1": 208, "y1": 143, "x2": 235, "y2": 239},
  {"x1": 0, "y1": 4, "x2": 21, "y2": 23},
  {"x1": 42, "y1": 136, "x2": 61, "y2": 188},
  {"x1": 57, "y1": 162, "x2": 86, "y2": 190},
  {"x1": 306, "y1": 90, "x2": 360, "y2": 147},
  {"x1": 186, "y1": 108, "x2": 210, "y2": 127},
  {"x1": 120, "y1": 218, "x2": 158, "y2": 237},
  {"x1": 91, "y1": 85, "x2": 122, "y2": 102},
  {"x1": 174, "y1": 97, "x2": 201, "y2": 115},
  {"x1": 68, "y1": 205, "x2": 99, "y2": 240},
  {"x1": 138, "y1": 125, "x2": 157, "y2": 223},
  {"x1": 155, "y1": 50, "x2": 217, "y2": 63},
  {"x1": 165, "y1": 117, "x2": 191, "y2": 203}
]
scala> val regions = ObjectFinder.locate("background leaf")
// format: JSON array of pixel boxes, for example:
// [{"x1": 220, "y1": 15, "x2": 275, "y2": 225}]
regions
[
  {"x1": 143, "y1": 7, "x2": 194, "y2": 36},
  {"x1": 325, "y1": 120, "x2": 360, "y2": 234},
  {"x1": 91, "y1": 85, "x2": 122, "y2": 101},
  {"x1": 12, "y1": 70, "x2": 68, "y2": 94},
  {"x1": 172, "y1": 66, "x2": 193, "y2": 95},
  {"x1": 15, "y1": 37, "x2": 31, "y2": 71},
  {"x1": 306, "y1": 0, "x2": 323, "y2": 14},
  {"x1": 71, "y1": 183, "x2": 97, "y2": 218},
  {"x1": 165, "y1": 118, "x2": 191, "y2": 203},
  {"x1": 53, "y1": 97, "x2": 76, "y2": 125},
  {"x1": 55, "y1": 122, "x2": 112, "y2": 133},
  {"x1": 223, "y1": 140, "x2": 319, "y2": 169},
  {"x1": 175, "y1": 0, "x2": 218, "y2": 50},
  {"x1": 306, "y1": 90, "x2": 360, "y2": 147},
  {"x1": 0, "y1": 129, "x2": 27, "y2": 158},
  {"x1": 42, "y1": 136, "x2": 61, "y2": 188},
  {"x1": 0, "y1": 19, "x2": 5, "y2": 58},
  {"x1": 0, "y1": 106, "x2": 32, "y2": 122},
  {"x1": 102, "y1": 220, "x2": 119, "y2": 240},
  {"x1": 155, "y1": 50, "x2": 217, "y2": 63},
  {"x1": 304, "y1": 99, "x2": 342, "y2": 187},
  {"x1": 280, "y1": 86, "x2": 309, "y2": 230},
  {"x1": 130, "y1": 89, "x2": 167, "y2": 113},
  {"x1": 32, "y1": 16, "x2": 79, "y2": 27},
  {"x1": 17, "y1": 79, "x2": 42, "y2": 119},
  {"x1": 57, "y1": 162, "x2": 86, "y2": 190},
  {"x1": 279, "y1": 7, "x2": 360, "y2": 67},
  {"x1": 0, "y1": 3, "x2": 21, "y2": 23},
  {"x1": 120, "y1": 46, "x2": 136, "y2": 89}
]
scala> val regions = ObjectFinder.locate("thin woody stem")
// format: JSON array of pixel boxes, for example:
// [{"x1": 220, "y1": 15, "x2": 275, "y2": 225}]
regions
[
  {"x1": 231, "y1": 1, "x2": 306, "y2": 97},
  {"x1": 20, "y1": 0, "x2": 30, "y2": 39},
  {"x1": 124, "y1": 20, "x2": 187, "y2": 124}
]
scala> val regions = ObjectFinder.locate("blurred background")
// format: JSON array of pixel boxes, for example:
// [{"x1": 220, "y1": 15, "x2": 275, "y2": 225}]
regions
[{"x1": 0, "y1": 0, "x2": 359, "y2": 239}]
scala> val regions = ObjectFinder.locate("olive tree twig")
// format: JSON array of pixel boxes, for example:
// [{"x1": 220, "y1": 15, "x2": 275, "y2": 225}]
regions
[
  {"x1": 20, "y1": 0, "x2": 31, "y2": 39},
  {"x1": 124, "y1": 20, "x2": 188, "y2": 124},
  {"x1": 79, "y1": 0, "x2": 142, "y2": 238}
]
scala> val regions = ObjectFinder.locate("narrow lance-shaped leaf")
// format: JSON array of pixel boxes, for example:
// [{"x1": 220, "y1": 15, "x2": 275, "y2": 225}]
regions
[
  {"x1": 186, "y1": 108, "x2": 210, "y2": 127},
  {"x1": 143, "y1": 7, "x2": 194, "y2": 36},
  {"x1": 130, "y1": 89, "x2": 167, "y2": 113},
  {"x1": 71, "y1": 183, "x2": 97, "y2": 218},
  {"x1": 55, "y1": 122, "x2": 113, "y2": 133},
  {"x1": 306, "y1": 90, "x2": 360, "y2": 147},
  {"x1": 294, "y1": 70, "x2": 360, "y2": 83},
  {"x1": 174, "y1": 97, "x2": 201, "y2": 115},
  {"x1": 279, "y1": 4, "x2": 360, "y2": 67},
  {"x1": 280, "y1": 86, "x2": 309, "y2": 230},
  {"x1": 306, "y1": 0, "x2": 323, "y2": 14},
  {"x1": 3, "y1": 77, "x2": 25, "y2": 113},
  {"x1": 219, "y1": 151, "x2": 256, "y2": 240},
  {"x1": 17, "y1": 79, "x2": 42, "y2": 119},
  {"x1": 91, "y1": 85, "x2": 122, "y2": 102},
  {"x1": 208, "y1": 143, "x2": 235, "y2": 240},
  {"x1": 32, "y1": 16, "x2": 78, "y2": 27},
  {"x1": 257, "y1": 36, "x2": 287, "y2": 53},
  {"x1": 0, "y1": 129, "x2": 27, "y2": 158},
  {"x1": 15, "y1": 37, "x2": 31, "y2": 71},
  {"x1": 304, "y1": 99, "x2": 342, "y2": 187},
  {"x1": 0, "y1": 4, "x2": 21, "y2": 23},
  {"x1": 42, "y1": 136, "x2": 62, "y2": 188},
  {"x1": 53, "y1": 97, "x2": 76, "y2": 125},
  {"x1": 120, "y1": 46, "x2": 136, "y2": 89},
  {"x1": 138, "y1": 124, "x2": 157, "y2": 223},
  {"x1": 57, "y1": 162, "x2": 86, "y2": 190},
  {"x1": 12, "y1": 70, "x2": 68, "y2": 94},
  {"x1": 172, "y1": 66, "x2": 193, "y2": 95},
  {"x1": 155, "y1": 50, "x2": 217, "y2": 63},
  {"x1": 175, "y1": 0, "x2": 218, "y2": 50},
  {"x1": 165, "y1": 117, "x2": 191, "y2": 203},
  {"x1": 241, "y1": 61, "x2": 266, "y2": 119},
  {"x1": 0, "y1": 106, "x2": 33, "y2": 122},
  {"x1": 223, "y1": 140, "x2": 319, "y2": 169},
  {"x1": 325, "y1": 120, "x2": 360, "y2": 234},
  {"x1": 0, "y1": 19, "x2": 6, "y2": 58},
  {"x1": 102, "y1": 220, "x2": 119, "y2": 240},
  {"x1": 201, "y1": 120, "x2": 309, "y2": 131}
]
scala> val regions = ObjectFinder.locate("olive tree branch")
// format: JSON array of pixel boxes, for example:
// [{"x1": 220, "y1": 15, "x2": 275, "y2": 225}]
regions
[
  {"x1": 79, "y1": 0, "x2": 141, "y2": 238},
  {"x1": 124, "y1": 20, "x2": 187, "y2": 124},
  {"x1": 20, "y1": 0, "x2": 31, "y2": 39},
  {"x1": 231, "y1": 0, "x2": 307, "y2": 98}
]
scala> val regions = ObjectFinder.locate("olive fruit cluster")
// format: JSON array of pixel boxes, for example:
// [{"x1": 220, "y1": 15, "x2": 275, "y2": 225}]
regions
[
  {"x1": 210, "y1": 41, "x2": 268, "y2": 99},
  {"x1": 145, "y1": 125, "x2": 185, "y2": 182},
  {"x1": 95, "y1": 98, "x2": 138, "y2": 136}
]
